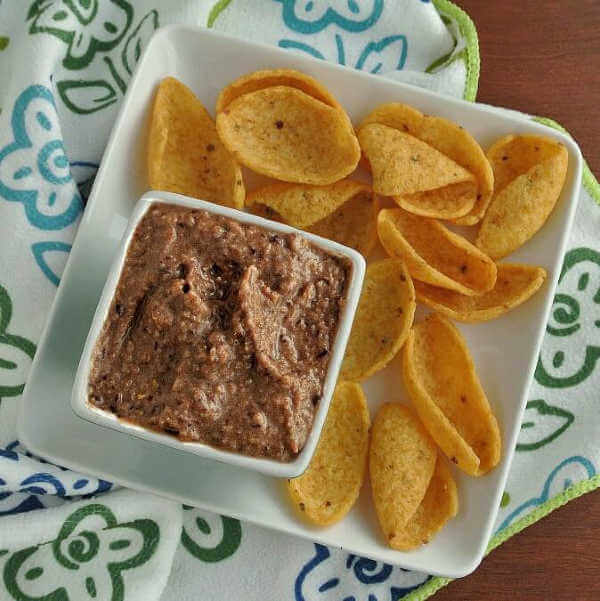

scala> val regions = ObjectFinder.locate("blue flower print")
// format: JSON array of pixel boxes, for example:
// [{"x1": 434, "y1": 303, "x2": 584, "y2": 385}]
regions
[
  {"x1": 496, "y1": 455, "x2": 596, "y2": 532},
  {"x1": 276, "y1": 0, "x2": 384, "y2": 34},
  {"x1": 0, "y1": 441, "x2": 112, "y2": 516},
  {"x1": 0, "y1": 84, "x2": 83, "y2": 230},
  {"x1": 295, "y1": 544, "x2": 430, "y2": 601}
]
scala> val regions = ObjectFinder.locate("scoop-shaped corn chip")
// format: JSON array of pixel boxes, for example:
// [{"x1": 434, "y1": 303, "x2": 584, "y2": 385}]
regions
[
  {"x1": 246, "y1": 179, "x2": 369, "y2": 227},
  {"x1": 306, "y1": 189, "x2": 379, "y2": 257},
  {"x1": 341, "y1": 259, "x2": 415, "y2": 381},
  {"x1": 358, "y1": 124, "x2": 473, "y2": 196},
  {"x1": 476, "y1": 135, "x2": 568, "y2": 259},
  {"x1": 486, "y1": 134, "x2": 565, "y2": 194},
  {"x1": 389, "y1": 456, "x2": 459, "y2": 550},
  {"x1": 360, "y1": 103, "x2": 493, "y2": 224},
  {"x1": 418, "y1": 116, "x2": 493, "y2": 225},
  {"x1": 216, "y1": 68, "x2": 342, "y2": 113},
  {"x1": 377, "y1": 208, "x2": 497, "y2": 296},
  {"x1": 247, "y1": 180, "x2": 378, "y2": 256},
  {"x1": 370, "y1": 404, "x2": 437, "y2": 545},
  {"x1": 148, "y1": 77, "x2": 244, "y2": 208},
  {"x1": 360, "y1": 102, "x2": 424, "y2": 136},
  {"x1": 395, "y1": 180, "x2": 477, "y2": 219},
  {"x1": 216, "y1": 86, "x2": 360, "y2": 184},
  {"x1": 415, "y1": 263, "x2": 547, "y2": 322},
  {"x1": 287, "y1": 382, "x2": 370, "y2": 526},
  {"x1": 402, "y1": 313, "x2": 501, "y2": 476}
]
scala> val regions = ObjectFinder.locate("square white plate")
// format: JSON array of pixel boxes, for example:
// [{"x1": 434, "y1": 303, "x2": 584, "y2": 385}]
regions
[{"x1": 19, "y1": 25, "x2": 582, "y2": 578}]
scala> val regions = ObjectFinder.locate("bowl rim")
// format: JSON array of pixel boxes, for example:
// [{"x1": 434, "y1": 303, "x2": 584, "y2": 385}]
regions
[{"x1": 70, "y1": 190, "x2": 366, "y2": 478}]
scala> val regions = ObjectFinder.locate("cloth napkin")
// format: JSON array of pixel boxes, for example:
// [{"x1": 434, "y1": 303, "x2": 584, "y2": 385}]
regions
[{"x1": 0, "y1": 1, "x2": 598, "y2": 600}]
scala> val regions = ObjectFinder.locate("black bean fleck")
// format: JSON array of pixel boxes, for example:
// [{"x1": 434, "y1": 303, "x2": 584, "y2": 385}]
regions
[{"x1": 275, "y1": 120, "x2": 284, "y2": 129}]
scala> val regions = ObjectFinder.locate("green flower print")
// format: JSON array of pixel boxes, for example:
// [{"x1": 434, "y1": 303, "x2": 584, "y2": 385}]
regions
[
  {"x1": 535, "y1": 248, "x2": 600, "y2": 388},
  {"x1": 2, "y1": 503, "x2": 159, "y2": 601},
  {"x1": 27, "y1": 1, "x2": 158, "y2": 115},
  {"x1": 0, "y1": 285, "x2": 36, "y2": 399},
  {"x1": 27, "y1": 0, "x2": 133, "y2": 70},
  {"x1": 181, "y1": 506, "x2": 241, "y2": 562}
]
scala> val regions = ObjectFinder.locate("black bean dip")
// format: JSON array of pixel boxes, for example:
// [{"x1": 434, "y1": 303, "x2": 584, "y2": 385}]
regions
[{"x1": 88, "y1": 203, "x2": 350, "y2": 461}]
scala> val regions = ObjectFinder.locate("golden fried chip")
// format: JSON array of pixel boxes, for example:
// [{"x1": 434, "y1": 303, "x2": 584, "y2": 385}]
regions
[
  {"x1": 415, "y1": 263, "x2": 547, "y2": 322},
  {"x1": 395, "y1": 180, "x2": 477, "y2": 219},
  {"x1": 148, "y1": 77, "x2": 244, "y2": 209},
  {"x1": 247, "y1": 180, "x2": 378, "y2": 256},
  {"x1": 216, "y1": 86, "x2": 360, "y2": 184},
  {"x1": 370, "y1": 404, "x2": 437, "y2": 545},
  {"x1": 360, "y1": 103, "x2": 494, "y2": 224},
  {"x1": 246, "y1": 180, "x2": 370, "y2": 227},
  {"x1": 476, "y1": 135, "x2": 568, "y2": 259},
  {"x1": 216, "y1": 68, "x2": 342, "y2": 113},
  {"x1": 418, "y1": 116, "x2": 493, "y2": 225},
  {"x1": 377, "y1": 208, "x2": 497, "y2": 296},
  {"x1": 358, "y1": 124, "x2": 474, "y2": 196},
  {"x1": 390, "y1": 456, "x2": 459, "y2": 550},
  {"x1": 360, "y1": 102, "x2": 424, "y2": 136},
  {"x1": 287, "y1": 382, "x2": 370, "y2": 526},
  {"x1": 402, "y1": 313, "x2": 501, "y2": 476},
  {"x1": 486, "y1": 134, "x2": 565, "y2": 194},
  {"x1": 307, "y1": 189, "x2": 379, "y2": 257},
  {"x1": 341, "y1": 259, "x2": 415, "y2": 381}
]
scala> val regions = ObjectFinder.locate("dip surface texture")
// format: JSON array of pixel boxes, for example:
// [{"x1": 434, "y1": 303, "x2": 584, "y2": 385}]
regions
[{"x1": 88, "y1": 203, "x2": 350, "y2": 461}]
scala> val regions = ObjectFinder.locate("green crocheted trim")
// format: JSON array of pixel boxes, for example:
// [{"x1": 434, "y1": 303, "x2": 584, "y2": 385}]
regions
[
  {"x1": 207, "y1": 0, "x2": 232, "y2": 28},
  {"x1": 432, "y1": 0, "x2": 480, "y2": 101},
  {"x1": 403, "y1": 474, "x2": 600, "y2": 601},
  {"x1": 533, "y1": 117, "x2": 600, "y2": 205}
]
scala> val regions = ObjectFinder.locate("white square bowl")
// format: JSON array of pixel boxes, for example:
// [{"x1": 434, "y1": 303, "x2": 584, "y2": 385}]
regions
[
  {"x1": 70, "y1": 191, "x2": 365, "y2": 479},
  {"x1": 19, "y1": 25, "x2": 582, "y2": 578}
]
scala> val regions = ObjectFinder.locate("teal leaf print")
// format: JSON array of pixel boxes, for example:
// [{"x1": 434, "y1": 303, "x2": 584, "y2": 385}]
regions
[
  {"x1": 278, "y1": 39, "x2": 325, "y2": 60},
  {"x1": 355, "y1": 34, "x2": 408, "y2": 73},
  {"x1": 517, "y1": 399, "x2": 574, "y2": 451},
  {"x1": 278, "y1": 33, "x2": 407, "y2": 74},
  {"x1": 536, "y1": 247, "x2": 600, "y2": 388},
  {"x1": 3, "y1": 503, "x2": 159, "y2": 601}
]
